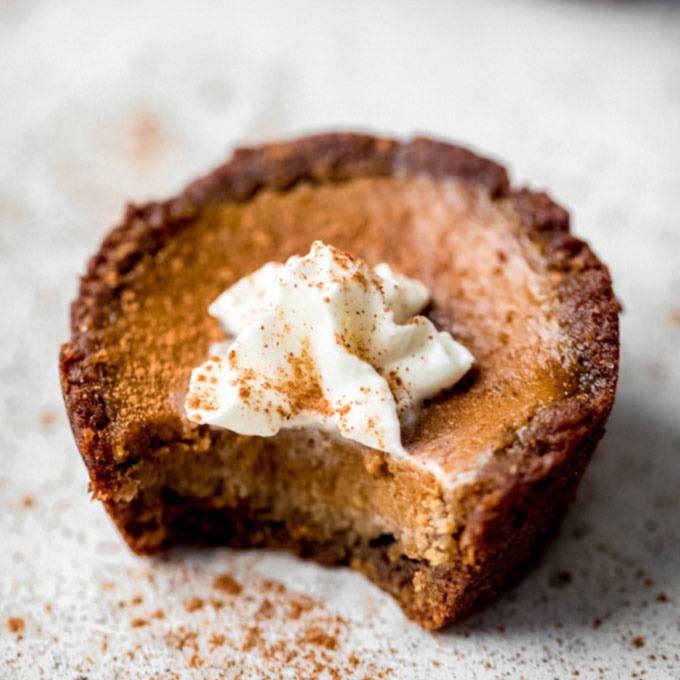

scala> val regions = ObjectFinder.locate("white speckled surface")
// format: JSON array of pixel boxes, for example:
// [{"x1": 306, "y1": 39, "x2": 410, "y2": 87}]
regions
[{"x1": 1, "y1": 1, "x2": 679, "y2": 678}]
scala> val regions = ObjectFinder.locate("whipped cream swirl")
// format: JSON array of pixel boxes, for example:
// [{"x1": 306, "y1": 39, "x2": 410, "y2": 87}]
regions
[{"x1": 185, "y1": 241, "x2": 473, "y2": 456}]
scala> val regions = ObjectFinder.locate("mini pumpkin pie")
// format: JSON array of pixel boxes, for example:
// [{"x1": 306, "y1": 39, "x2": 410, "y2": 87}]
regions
[{"x1": 60, "y1": 133, "x2": 619, "y2": 629}]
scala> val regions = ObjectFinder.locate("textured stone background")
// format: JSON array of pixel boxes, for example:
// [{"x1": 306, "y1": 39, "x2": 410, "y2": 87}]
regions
[{"x1": 1, "y1": 1, "x2": 679, "y2": 677}]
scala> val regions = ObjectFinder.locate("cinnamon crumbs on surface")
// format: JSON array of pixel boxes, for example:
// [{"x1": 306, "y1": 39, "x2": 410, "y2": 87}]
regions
[
  {"x1": 5, "y1": 617, "x2": 25, "y2": 636},
  {"x1": 212, "y1": 573, "x2": 242, "y2": 595},
  {"x1": 240, "y1": 625, "x2": 261, "y2": 652},
  {"x1": 209, "y1": 633, "x2": 226, "y2": 648},
  {"x1": 114, "y1": 566, "x2": 395, "y2": 678},
  {"x1": 668, "y1": 307, "x2": 680, "y2": 327},
  {"x1": 287, "y1": 594, "x2": 316, "y2": 620},
  {"x1": 187, "y1": 653, "x2": 203, "y2": 668},
  {"x1": 183, "y1": 597, "x2": 204, "y2": 613},
  {"x1": 38, "y1": 409, "x2": 57, "y2": 429},
  {"x1": 255, "y1": 598, "x2": 275, "y2": 620},
  {"x1": 165, "y1": 627, "x2": 199, "y2": 654},
  {"x1": 298, "y1": 625, "x2": 339, "y2": 651}
]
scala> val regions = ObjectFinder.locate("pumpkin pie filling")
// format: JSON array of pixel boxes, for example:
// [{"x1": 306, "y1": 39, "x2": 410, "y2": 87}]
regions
[{"x1": 61, "y1": 135, "x2": 617, "y2": 628}]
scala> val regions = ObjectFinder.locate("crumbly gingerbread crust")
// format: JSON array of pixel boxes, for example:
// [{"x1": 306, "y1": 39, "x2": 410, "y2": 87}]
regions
[{"x1": 60, "y1": 133, "x2": 619, "y2": 629}]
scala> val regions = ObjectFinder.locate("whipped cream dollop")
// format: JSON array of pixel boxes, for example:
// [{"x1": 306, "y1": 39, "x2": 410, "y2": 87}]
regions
[{"x1": 185, "y1": 241, "x2": 474, "y2": 456}]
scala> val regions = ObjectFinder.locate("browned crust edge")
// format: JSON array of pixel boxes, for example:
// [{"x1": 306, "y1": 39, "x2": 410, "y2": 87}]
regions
[{"x1": 59, "y1": 132, "x2": 619, "y2": 628}]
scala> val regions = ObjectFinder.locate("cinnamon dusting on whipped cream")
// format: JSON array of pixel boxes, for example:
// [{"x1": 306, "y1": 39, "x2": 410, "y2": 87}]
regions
[{"x1": 185, "y1": 241, "x2": 473, "y2": 456}]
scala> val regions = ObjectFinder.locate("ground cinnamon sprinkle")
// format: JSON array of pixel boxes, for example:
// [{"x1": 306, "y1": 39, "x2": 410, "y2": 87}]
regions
[
  {"x1": 261, "y1": 578, "x2": 287, "y2": 595},
  {"x1": 209, "y1": 633, "x2": 226, "y2": 648},
  {"x1": 668, "y1": 307, "x2": 680, "y2": 327},
  {"x1": 275, "y1": 340, "x2": 332, "y2": 419},
  {"x1": 5, "y1": 617, "x2": 25, "y2": 635},
  {"x1": 287, "y1": 594, "x2": 317, "y2": 620},
  {"x1": 255, "y1": 597, "x2": 275, "y2": 620},
  {"x1": 183, "y1": 597, "x2": 204, "y2": 613},
  {"x1": 241, "y1": 625, "x2": 262, "y2": 652},
  {"x1": 299, "y1": 625, "x2": 338, "y2": 650},
  {"x1": 187, "y1": 653, "x2": 203, "y2": 668},
  {"x1": 39, "y1": 409, "x2": 57, "y2": 429},
  {"x1": 213, "y1": 573, "x2": 242, "y2": 595},
  {"x1": 118, "y1": 568, "x2": 394, "y2": 678},
  {"x1": 165, "y1": 627, "x2": 199, "y2": 653}
]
